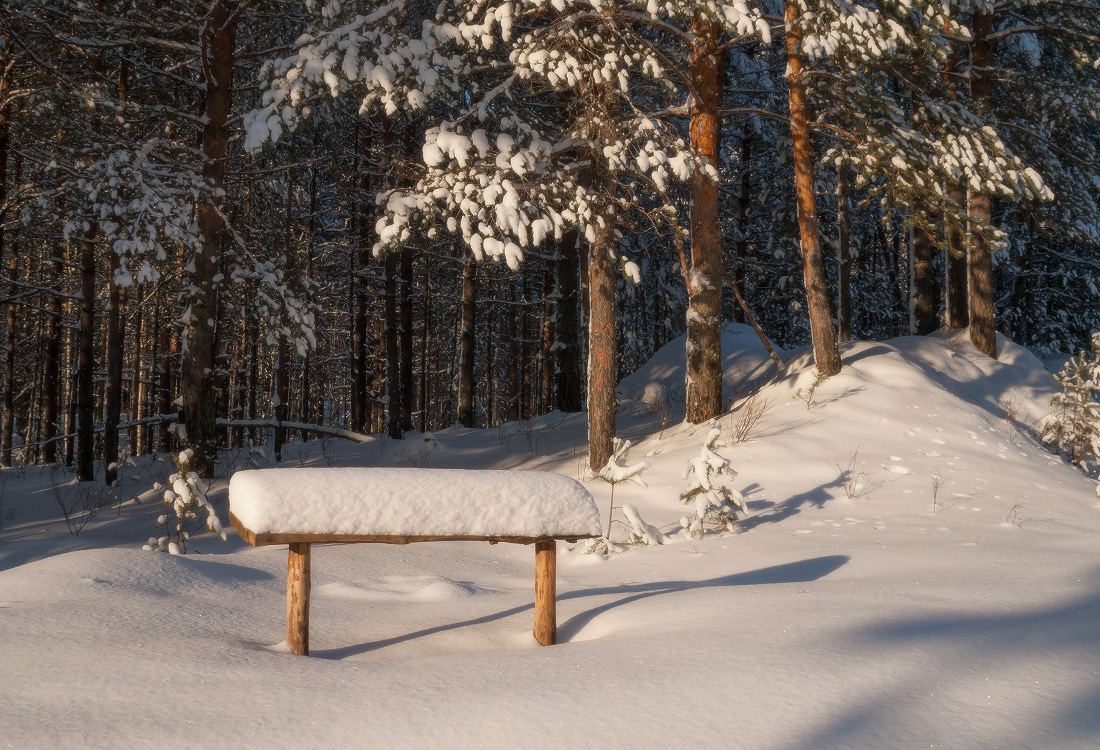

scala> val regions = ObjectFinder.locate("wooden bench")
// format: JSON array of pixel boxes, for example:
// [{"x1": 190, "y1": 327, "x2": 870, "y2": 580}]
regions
[{"x1": 228, "y1": 467, "x2": 602, "y2": 656}]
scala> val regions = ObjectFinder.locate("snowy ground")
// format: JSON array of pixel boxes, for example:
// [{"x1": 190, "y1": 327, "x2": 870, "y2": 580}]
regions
[{"x1": 2, "y1": 326, "x2": 1098, "y2": 749}]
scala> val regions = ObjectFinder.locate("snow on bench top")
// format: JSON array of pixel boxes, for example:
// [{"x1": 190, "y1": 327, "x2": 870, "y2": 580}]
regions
[{"x1": 229, "y1": 467, "x2": 603, "y2": 539}]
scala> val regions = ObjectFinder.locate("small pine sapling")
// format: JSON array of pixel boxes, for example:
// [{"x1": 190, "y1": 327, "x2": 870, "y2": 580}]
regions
[
  {"x1": 583, "y1": 438, "x2": 660, "y2": 554},
  {"x1": 143, "y1": 449, "x2": 226, "y2": 554},
  {"x1": 1041, "y1": 332, "x2": 1100, "y2": 476},
  {"x1": 680, "y1": 427, "x2": 746, "y2": 537},
  {"x1": 621, "y1": 503, "x2": 668, "y2": 547}
]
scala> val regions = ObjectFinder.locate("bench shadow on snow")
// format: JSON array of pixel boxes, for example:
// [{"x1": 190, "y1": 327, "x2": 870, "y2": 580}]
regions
[
  {"x1": 314, "y1": 555, "x2": 848, "y2": 660},
  {"x1": 791, "y1": 570, "x2": 1100, "y2": 748}
]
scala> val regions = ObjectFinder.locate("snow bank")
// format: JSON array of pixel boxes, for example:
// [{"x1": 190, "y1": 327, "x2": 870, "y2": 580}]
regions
[
  {"x1": 617, "y1": 322, "x2": 777, "y2": 406},
  {"x1": 229, "y1": 467, "x2": 602, "y2": 538}
]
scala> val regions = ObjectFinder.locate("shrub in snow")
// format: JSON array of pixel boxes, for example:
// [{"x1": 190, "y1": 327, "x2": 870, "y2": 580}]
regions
[
  {"x1": 582, "y1": 438, "x2": 664, "y2": 554},
  {"x1": 679, "y1": 427, "x2": 746, "y2": 537},
  {"x1": 143, "y1": 449, "x2": 226, "y2": 555},
  {"x1": 1041, "y1": 332, "x2": 1100, "y2": 476}
]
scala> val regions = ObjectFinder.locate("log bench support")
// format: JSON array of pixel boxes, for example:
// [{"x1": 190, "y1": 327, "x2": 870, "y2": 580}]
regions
[
  {"x1": 534, "y1": 540, "x2": 556, "y2": 646},
  {"x1": 287, "y1": 542, "x2": 311, "y2": 656},
  {"x1": 255, "y1": 530, "x2": 573, "y2": 657},
  {"x1": 229, "y1": 468, "x2": 601, "y2": 657}
]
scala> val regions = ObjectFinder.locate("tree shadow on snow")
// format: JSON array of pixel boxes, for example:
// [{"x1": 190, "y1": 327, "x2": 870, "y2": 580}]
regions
[
  {"x1": 737, "y1": 474, "x2": 851, "y2": 530},
  {"x1": 789, "y1": 570, "x2": 1100, "y2": 749},
  {"x1": 314, "y1": 555, "x2": 848, "y2": 660}
]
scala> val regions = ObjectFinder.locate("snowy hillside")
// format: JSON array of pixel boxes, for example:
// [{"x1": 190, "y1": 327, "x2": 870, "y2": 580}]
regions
[{"x1": 2, "y1": 331, "x2": 1099, "y2": 749}]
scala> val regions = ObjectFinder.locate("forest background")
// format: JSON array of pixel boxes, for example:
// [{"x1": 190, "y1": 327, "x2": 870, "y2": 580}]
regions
[{"x1": 1, "y1": 0, "x2": 1098, "y2": 484}]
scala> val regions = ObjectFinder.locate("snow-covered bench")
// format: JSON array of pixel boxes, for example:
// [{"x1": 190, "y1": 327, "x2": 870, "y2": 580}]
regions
[{"x1": 228, "y1": 467, "x2": 602, "y2": 656}]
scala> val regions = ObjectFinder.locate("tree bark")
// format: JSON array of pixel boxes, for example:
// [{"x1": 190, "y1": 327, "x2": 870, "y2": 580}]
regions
[
  {"x1": 507, "y1": 279, "x2": 520, "y2": 422},
  {"x1": 183, "y1": 0, "x2": 237, "y2": 475},
  {"x1": 944, "y1": 182, "x2": 968, "y2": 329},
  {"x1": 75, "y1": 236, "x2": 96, "y2": 481},
  {"x1": 104, "y1": 252, "x2": 123, "y2": 484},
  {"x1": 967, "y1": 11, "x2": 996, "y2": 358},
  {"x1": 399, "y1": 248, "x2": 414, "y2": 431},
  {"x1": 540, "y1": 261, "x2": 555, "y2": 414},
  {"x1": 42, "y1": 252, "x2": 63, "y2": 464},
  {"x1": 130, "y1": 284, "x2": 145, "y2": 455},
  {"x1": 837, "y1": 163, "x2": 852, "y2": 342},
  {"x1": 384, "y1": 250, "x2": 402, "y2": 439},
  {"x1": 2, "y1": 218, "x2": 16, "y2": 468},
  {"x1": 910, "y1": 225, "x2": 937, "y2": 335},
  {"x1": 785, "y1": 3, "x2": 842, "y2": 375},
  {"x1": 555, "y1": 231, "x2": 583, "y2": 412},
  {"x1": 456, "y1": 253, "x2": 476, "y2": 427},
  {"x1": 587, "y1": 219, "x2": 617, "y2": 472},
  {"x1": 686, "y1": 17, "x2": 724, "y2": 423}
]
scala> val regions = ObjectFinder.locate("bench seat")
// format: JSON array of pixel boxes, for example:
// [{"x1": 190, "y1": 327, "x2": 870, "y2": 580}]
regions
[{"x1": 228, "y1": 467, "x2": 602, "y2": 655}]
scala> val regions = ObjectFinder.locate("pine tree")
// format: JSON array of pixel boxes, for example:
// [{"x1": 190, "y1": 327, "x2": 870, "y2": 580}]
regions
[{"x1": 1042, "y1": 333, "x2": 1100, "y2": 474}]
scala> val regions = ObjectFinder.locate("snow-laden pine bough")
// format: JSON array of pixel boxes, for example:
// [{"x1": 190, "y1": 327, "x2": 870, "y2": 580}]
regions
[{"x1": 228, "y1": 468, "x2": 602, "y2": 655}]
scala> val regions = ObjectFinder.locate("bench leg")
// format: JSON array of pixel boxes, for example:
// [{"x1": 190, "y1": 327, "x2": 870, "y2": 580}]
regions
[
  {"x1": 287, "y1": 542, "x2": 311, "y2": 656},
  {"x1": 534, "y1": 540, "x2": 556, "y2": 645}
]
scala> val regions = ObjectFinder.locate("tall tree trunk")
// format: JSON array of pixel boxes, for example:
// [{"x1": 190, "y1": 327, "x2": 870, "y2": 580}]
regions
[
  {"x1": 456, "y1": 253, "x2": 476, "y2": 427},
  {"x1": 274, "y1": 142, "x2": 295, "y2": 462},
  {"x1": 944, "y1": 183, "x2": 968, "y2": 329},
  {"x1": 0, "y1": 106, "x2": 12, "y2": 467},
  {"x1": 910, "y1": 225, "x2": 936, "y2": 335},
  {"x1": 274, "y1": 341, "x2": 290, "y2": 461},
  {"x1": 156, "y1": 291, "x2": 174, "y2": 455},
  {"x1": 301, "y1": 155, "x2": 317, "y2": 426},
  {"x1": 587, "y1": 218, "x2": 617, "y2": 472},
  {"x1": 420, "y1": 253, "x2": 431, "y2": 430},
  {"x1": 685, "y1": 17, "x2": 724, "y2": 423},
  {"x1": 384, "y1": 250, "x2": 402, "y2": 439},
  {"x1": 2, "y1": 220, "x2": 16, "y2": 467},
  {"x1": 837, "y1": 163, "x2": 852, "y2": 342},
  {"x1": 520, "y1": 268, "x2": 531, "y2": 420},
  {"x1": 42, "y1": 252, "x2": 63, "y2": 464},
  {"x1": 555, "y1": 231, "x2": 583, "y2": 412},
  {"x1": 399, "y1": 248, "x2": 414, "y2": 432},
  {"x1": 351, "y1": 124, "x2": 371, "y2": 433},
  {"x1": 507, "y1": 279, "x2": 520, "y2": 422},
  {"x1": 540, "y1": 261, "x2": 555, "y2": 414},
  {"x1": 967, "y1": 11, "x2": 996, "y2": 358},
  {"x1": 785, "y1": 3, "x2": 841, "y2": 375},
  {"x1": 734, "y1": 119, "x2": 752, "y2": 325},
  {"x1": 183, "y1": 0, "x2": 237, "y2": 475},
  {"x1": 130, "y1": 284, "x2": 145, "y2": 455},
  {"x1": 104, "y1": 253, "x2": 123, "y2": 484},
  {"x1": 76, "y1": 235, "x2": 96, "y2": 481}
]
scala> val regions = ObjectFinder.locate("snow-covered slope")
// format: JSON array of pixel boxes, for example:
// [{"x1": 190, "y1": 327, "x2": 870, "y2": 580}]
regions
[{"x1": 2, "y1": 331, "x2": 1098, "y2": 749}]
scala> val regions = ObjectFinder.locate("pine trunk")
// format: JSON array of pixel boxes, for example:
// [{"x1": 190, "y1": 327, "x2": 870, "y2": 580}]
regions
[
  {"x1": 785, "y1": 3, "x2": 841, "y2": 375},
  {"x1": 104, "y1": 253, "x2": 123, "y2": 484},
  {"x1": 837, "y1": 164, "x2": 852, "y2": 342},
  {"x1": 0, "y1": 102, "x2": 10, "y2": 467},
  {"x1": 130, "y1": 284, "x2": 145, "y2": 455},
  {"x1": 384, "y1": 251, "x2": 401, "y2": 439},
  {"x1": 555, "y1": 231, "x2": 583, "y2": 412},
  {"x1": 76, "y1": 237, "x2": 96, "y2": 481},
  {"x1": 2, "y1": 224, "x2": 16, "y2": 468},
  {"x1": 943, "y1": 184, "x2": 968, "y2": 329},
  {"x1": 42, "y1": 254, "x2": 62, "y2": 464},
  {"x1": 540, "y1": 262, "x2": 555, "y2": 414},
  {"x1": 967, "y1": 12, "x2": 996, "y2": 358},
  {"x1": 399, "y1": 248, "x2": 414, "y2": 432},
  {"x1": 587, "y1": 220, "x2": 617, "y2": 472},
  {"x1": 686, "y1": 18, "x2": 724, "y2": 423},
  {"x1": 910, "y1": 226, "x2": 936, "y2": 335},
  {"x1": 183, "y1": 0, "x2": 237, "y2": 475},
  {"x1": 457, "y1": 254, "x2": 476, "y2": 428}
]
